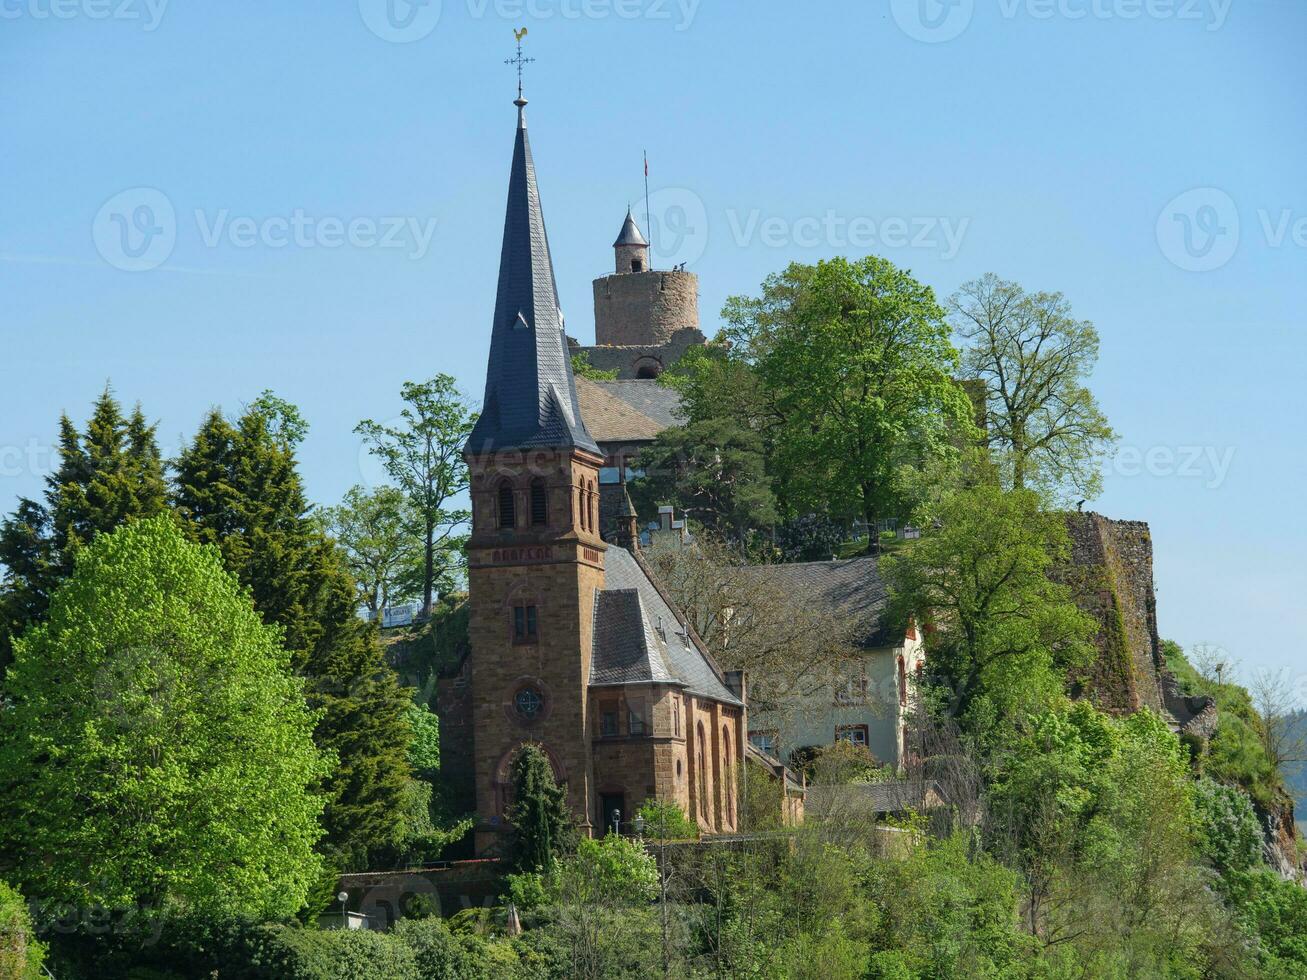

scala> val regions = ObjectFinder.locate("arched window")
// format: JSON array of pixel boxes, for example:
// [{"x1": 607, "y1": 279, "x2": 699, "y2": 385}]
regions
[
  {"x1": 722, "y1": 725, "x2": 734, "y2": 825},
  {"x1": 696, "y1": 722, "x2": 708, "y2": 820},
  {"x1": 578, "y1": 485, "x2": 588, "y2": 532},
  {"x1": 498, "y1": 481, "x2": 516, "y2": 529},
  {"x1": 589, "y1": 480, "x2": 599, "y2": 533},
  {"x1": 530, "y1": 478, "x2": 548, "y2": 527}
]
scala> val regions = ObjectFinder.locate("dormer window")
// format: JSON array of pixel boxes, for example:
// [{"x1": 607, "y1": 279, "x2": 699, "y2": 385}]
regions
[{"x1": 498, "y1": 481, "x2": 516, "y2": 529}]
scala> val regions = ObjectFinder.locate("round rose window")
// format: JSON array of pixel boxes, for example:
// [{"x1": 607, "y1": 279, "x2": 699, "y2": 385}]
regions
[{"x1": 514, "y1": 686, "x2": 544, "y2": 721}]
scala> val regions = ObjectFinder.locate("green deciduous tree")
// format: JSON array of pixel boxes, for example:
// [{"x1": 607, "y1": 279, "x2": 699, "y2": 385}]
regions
[
  {"x1": 321, "y1": 484, "x2": 422, "y2": 616},
  {"x1": 356, "y1": 375, "x2": 477, "y2": 617},
  {"x1": 724, "y1": 256, "x2": 977, "y2": 536},
  {"x1": 951, "y1": 274, "x2": 1116, "y2": 502},
  {"x1": 884, "y1": 486, "x2": 1096, "y2": 738},
  {"x1": 174, "y1": 395, "x2": 413, "y2": 869},
  {"x1": 633, "y1": 416, "x2": 777, "y2": 545},
  {"x1": 506, "y1": 744, "x2": 575, "y2": 873},
  {"x1": 0, "y1": 517, "x2": 329, "y2": 921}
]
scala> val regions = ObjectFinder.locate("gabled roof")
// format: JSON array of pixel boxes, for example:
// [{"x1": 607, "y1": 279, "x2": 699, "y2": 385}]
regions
[
  {"x1": 465, "y1": 102, "x2": 599, "y2": 457},
  {"x1": 596, "y1": 380, "x2": 684, "y2": 429},
  {"x1": 573, "y1": 377, "x2": 684, "y2": 444},
  {"x1": 746, "y1": 557, "x2": 894, "y2": 648},
  {"x1": 613, "y1": 208, "x2": 649, "y2": 247},
  {"x1": 574, "y1": 377, "x2": 668, "y2": 443},
  {"x1": 593, "y1": 546, "x2": 742, "y2": 706}
]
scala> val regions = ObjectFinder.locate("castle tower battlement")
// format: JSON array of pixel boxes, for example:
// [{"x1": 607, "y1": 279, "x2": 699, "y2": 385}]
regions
[{"x1": 578, "y1": 210, "x2": 705, "y2": 378}]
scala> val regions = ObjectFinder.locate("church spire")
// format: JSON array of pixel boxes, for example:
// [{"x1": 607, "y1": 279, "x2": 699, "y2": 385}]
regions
[{"x1": 465, "y1": 90, "x2": 599, "y2": 458}]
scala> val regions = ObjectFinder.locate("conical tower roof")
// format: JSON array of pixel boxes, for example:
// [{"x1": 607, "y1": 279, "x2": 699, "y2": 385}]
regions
[
  {"x1": 613, "y1": 208, "x2": 649, "y2": 247},
  {"x1": 465, "y1": 100, "x2": 599, "y2": 457}
]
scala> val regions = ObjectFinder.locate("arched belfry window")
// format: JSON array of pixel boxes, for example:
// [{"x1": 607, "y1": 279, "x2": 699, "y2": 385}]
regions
[
  {"x1": 498, "y1": 480, "x2": 516, "y2": 529},
  {"x1": 530, "y1": 479, "x2": 548, "y2": 527}
]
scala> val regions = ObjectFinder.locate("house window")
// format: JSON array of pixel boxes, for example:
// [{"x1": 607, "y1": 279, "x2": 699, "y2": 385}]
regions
[
  {"x1": 628, "y1": 706, "x2": 646, "y2": 736},
  {"x1": 836, "y1": 724, "x2": 869, "y2": 748},
  {"x1": 898, "y1": 656, "x2": 908, "y2": 707},
  {"x1": 749, "y1": 730, "x2": 777, "y2": 756},
  {"x1": 513, "y1": 604, "x2": 538, "y2": 644},
  {"x1": 530, "y1": 479, "x2": 548, "y2": 526},
  {"x1": 600, "y1": 708, "x2": 619, "y2": 737},
  {"x1": 578, "y1": 486, "x2": 588, "y2": 532},
  {"x1": 834, "y1": 671, "x2": 868, "y2": 706},
  {"x1": 632, "y1": 258, "x2": 644, "y2": 272},
  {"x1": 498, "y1": 480, "x2": 515, "y2": 529},
  {"x1": 672, "y1": 699, "x2": 681, "y2": 737}
]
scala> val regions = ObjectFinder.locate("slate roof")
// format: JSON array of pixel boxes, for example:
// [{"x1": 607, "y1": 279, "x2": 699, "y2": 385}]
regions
[
  {"x1": 613, "y1": 209, "x2": 649, "y2": 247},
  {"x1": 465, "y1": 102, "x2": 600, "y2": 457},
  {"x1": 591, "y1": 546, "x2": 743, "y2": 706},
  {"x1": 574, "y1": 377, "x2": 668, "y2": 443},
  {"x1": 746, "y1": 557, "x2": 894, "y2": 648},
  {"x1": 590, "y1": 589, "x2": 678, "y2": 686}
]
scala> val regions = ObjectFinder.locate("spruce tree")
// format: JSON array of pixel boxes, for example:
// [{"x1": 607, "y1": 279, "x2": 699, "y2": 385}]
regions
[
  {"x1": 173, "y1": 394, "x2": 413, "y2": 869},
  {"x1": 0, "y1": 388, "x2": 167, "y2": 675}
]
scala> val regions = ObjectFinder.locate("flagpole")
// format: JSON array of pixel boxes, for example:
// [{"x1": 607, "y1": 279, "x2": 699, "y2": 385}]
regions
[{"x1": 643, "y1": 149, "x2": 653, "y2": 270}]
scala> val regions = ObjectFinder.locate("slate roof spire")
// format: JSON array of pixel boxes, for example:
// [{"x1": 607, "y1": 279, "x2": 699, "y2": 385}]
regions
[{"x1": 465, "y1": 97, "x2": 600, "y2": 457}]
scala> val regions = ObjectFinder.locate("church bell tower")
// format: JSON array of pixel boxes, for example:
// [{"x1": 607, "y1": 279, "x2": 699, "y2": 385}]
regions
[{"x1": 463, "y1": 88, "x2": 607, "y2": 853}]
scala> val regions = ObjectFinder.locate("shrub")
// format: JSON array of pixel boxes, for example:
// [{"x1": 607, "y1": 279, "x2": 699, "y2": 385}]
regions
[
  {"x1": 0, "y1": 879, "x2": 45, "y2": 979},
  {"x1": 550, "y1": 834, "x2": 658, "y2": 906},
  {"x1": 1194, "y1": 778, "x2": 1264, "y2": 874},
  {"x1": 636, "y1": 800, "x2": 698, "y2": 841},
  {"x1": 267, "y1": 926, "x2": 419, "y2": 979}
]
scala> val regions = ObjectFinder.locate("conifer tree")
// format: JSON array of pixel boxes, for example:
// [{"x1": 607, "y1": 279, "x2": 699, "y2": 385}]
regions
[
  {"x1": 507, "y1": 744, "x2": 575, "y2": 872},
  {"x1": 173, "y1": 393, "x2": 413, "y2": 868},
  {"x1": 0, "y1": 388, "x2": 166, "y2": 675}
]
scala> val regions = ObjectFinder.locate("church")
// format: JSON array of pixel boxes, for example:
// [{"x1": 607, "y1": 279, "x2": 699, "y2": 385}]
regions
[{"x1": 457, "y1": 89, "x2": 768, "y2": 854}]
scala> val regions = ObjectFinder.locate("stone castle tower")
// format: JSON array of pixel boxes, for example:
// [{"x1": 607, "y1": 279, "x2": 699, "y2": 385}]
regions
[
  {"x1": 572, "y1": 210, "x2": 707, "y2": 379},
  {"x1": 463, "y1": 94, "x2": 609, "y2": 851}
]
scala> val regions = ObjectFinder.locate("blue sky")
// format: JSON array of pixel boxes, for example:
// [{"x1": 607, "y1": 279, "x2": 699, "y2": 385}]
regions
[{"x1": 2, "y1": 0, "x2": 1303, "y2": 696}]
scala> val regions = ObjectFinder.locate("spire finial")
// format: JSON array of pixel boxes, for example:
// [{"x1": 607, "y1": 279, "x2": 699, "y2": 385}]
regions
[{"x1": 506, "y1": 28, "x2": 534, "y2": 106}]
